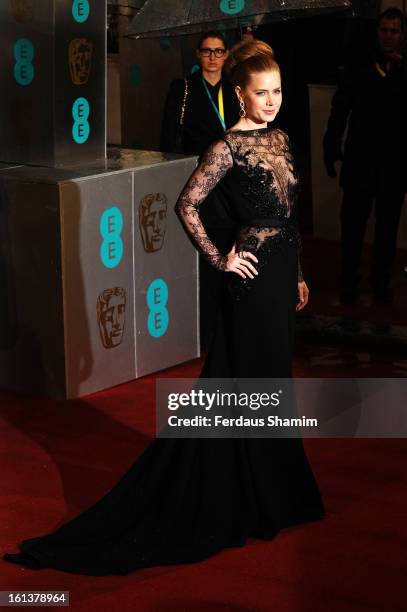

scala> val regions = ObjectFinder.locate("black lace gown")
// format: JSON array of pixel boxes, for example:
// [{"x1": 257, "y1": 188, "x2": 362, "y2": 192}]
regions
[{"x1": 4, "y1": 127, "x2": 324, "y2": 576}]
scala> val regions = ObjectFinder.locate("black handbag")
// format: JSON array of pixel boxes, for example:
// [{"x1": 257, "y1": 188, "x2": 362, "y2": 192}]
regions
[{"x1": 174, "y1": 77, "x2": 188, "y2": 154}]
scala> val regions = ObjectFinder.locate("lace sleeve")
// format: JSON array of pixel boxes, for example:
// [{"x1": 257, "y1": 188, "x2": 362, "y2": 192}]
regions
[
  {"x1": 298, "y1": 257, "x2": 303, "y2": 282},
  {"x1": 175, "y1": 140, "x2": 233, "y2": 271}
]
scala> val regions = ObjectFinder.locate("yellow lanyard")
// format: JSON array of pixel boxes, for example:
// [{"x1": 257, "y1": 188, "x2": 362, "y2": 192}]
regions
[
  {"x1": 218, "y1": 85, "x2": 225, "y2": 125},
  {"x1": 375, "y1": 62, "x2": 386, "y2": 78},
  {"x1": 202, "y1": 77, "x2": 226, "y2": 129}
]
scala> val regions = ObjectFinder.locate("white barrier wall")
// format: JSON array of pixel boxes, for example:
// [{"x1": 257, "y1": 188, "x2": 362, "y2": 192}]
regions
[{"x1": 0, "y1": 150, "x2": 199, "y2": 399}]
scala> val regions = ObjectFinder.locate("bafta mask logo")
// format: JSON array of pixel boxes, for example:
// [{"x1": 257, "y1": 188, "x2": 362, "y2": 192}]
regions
[
  {"x1": 96, "y1": 287, "x2": 126, "y2": 349},
  {"x1": 139, "y1": 193, "x2": 168, "y2": 253},
  {"x1": 69, "y1": 38, "x2": 93, "y2": 85},
  {"x1": 10, "y1": 0, "x2": 34, "y2": 22}
]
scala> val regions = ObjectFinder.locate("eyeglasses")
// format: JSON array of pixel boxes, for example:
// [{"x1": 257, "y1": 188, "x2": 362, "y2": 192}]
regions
[{"x1": 199, "y1": 47, "x2": 226, "y2": 58}]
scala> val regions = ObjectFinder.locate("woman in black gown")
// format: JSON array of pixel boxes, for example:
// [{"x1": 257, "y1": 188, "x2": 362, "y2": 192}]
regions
[{"x1": 3, "y1": 41, "x2": 324, "y2": 576}]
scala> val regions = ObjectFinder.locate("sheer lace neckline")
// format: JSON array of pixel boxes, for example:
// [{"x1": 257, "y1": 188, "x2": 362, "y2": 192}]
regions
[{"x1": 227, "y1": 125, "x2": 273, "y2": 136}]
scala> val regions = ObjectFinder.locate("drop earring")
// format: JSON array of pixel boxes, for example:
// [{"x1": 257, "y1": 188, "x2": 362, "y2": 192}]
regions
[{"x1": 239, "y1": 98, "x2": 246, "y2": 118}]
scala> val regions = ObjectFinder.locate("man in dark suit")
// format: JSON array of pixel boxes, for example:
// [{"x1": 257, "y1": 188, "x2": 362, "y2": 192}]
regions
[
  {"x1": 161, "y1": 31, "x2": 240, "y2": 349},
  {"x1": 323, "y1": 8, "x2": 407, "y2": 305}
]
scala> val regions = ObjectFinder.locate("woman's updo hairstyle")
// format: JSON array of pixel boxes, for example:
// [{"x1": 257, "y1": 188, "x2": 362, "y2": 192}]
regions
[{"x1": 225, "y1": 40, "x2": 279, "y2": 89}]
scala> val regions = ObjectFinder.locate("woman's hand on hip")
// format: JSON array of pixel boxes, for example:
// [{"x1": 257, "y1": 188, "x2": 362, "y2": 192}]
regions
[
  {"x1": 296, "y1": 280, "x2": 309, "y2": 311},
  {"x1": 225, "y1": 244, "x2": 258, "y2": 279}
]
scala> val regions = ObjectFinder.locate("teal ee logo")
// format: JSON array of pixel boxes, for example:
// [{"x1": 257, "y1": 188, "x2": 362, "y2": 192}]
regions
[
  {"x1": 13, "y1": 38, "x2": 34, "y2": 86},
  {"x1": 130, "y1": 64, "x2": 141, "y2": 87},
  {"x1": 72, "y1": 0, "x2": 90, "y2": 23},
  {"x1": 100, "y1": 207, "x2": 124, "y2": 269},
  {"x1": 219, "y1": 0, "x2": 245, "y2": 15},
  {"x1": 147, "y1": 279, "x2": 169, "y2": 338},
  {"x1": 159, "y1": 36, "x2": 171, "y2": 51},
  {"x1": 72, "y1": 97, "x2": 90, "y2": 144}
]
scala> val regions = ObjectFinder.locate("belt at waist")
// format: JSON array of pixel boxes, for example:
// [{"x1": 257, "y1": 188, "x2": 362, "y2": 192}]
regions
[{"x1": 242, "y1": 217, "x2": 295, "y2": 228}]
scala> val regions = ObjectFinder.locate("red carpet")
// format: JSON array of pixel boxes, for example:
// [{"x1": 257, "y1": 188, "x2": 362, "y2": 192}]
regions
[
  {"x1": 1, "y1": 348, "x2": 406, "y2": 611},
  {"x1": 302, "y1": 237, "x2": 407, "y2": 326},
  {"x1": 1, "y1": 240, "x2": 407, "y2": 610}
]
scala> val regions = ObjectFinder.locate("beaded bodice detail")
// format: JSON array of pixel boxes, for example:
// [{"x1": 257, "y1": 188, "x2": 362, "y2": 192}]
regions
[
  {"x1": 225, "y1": 127, "x2": 298, "y2": 217},
  {"x1": 175, "y1": 127, "x2": 302, "y2": 279}
]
